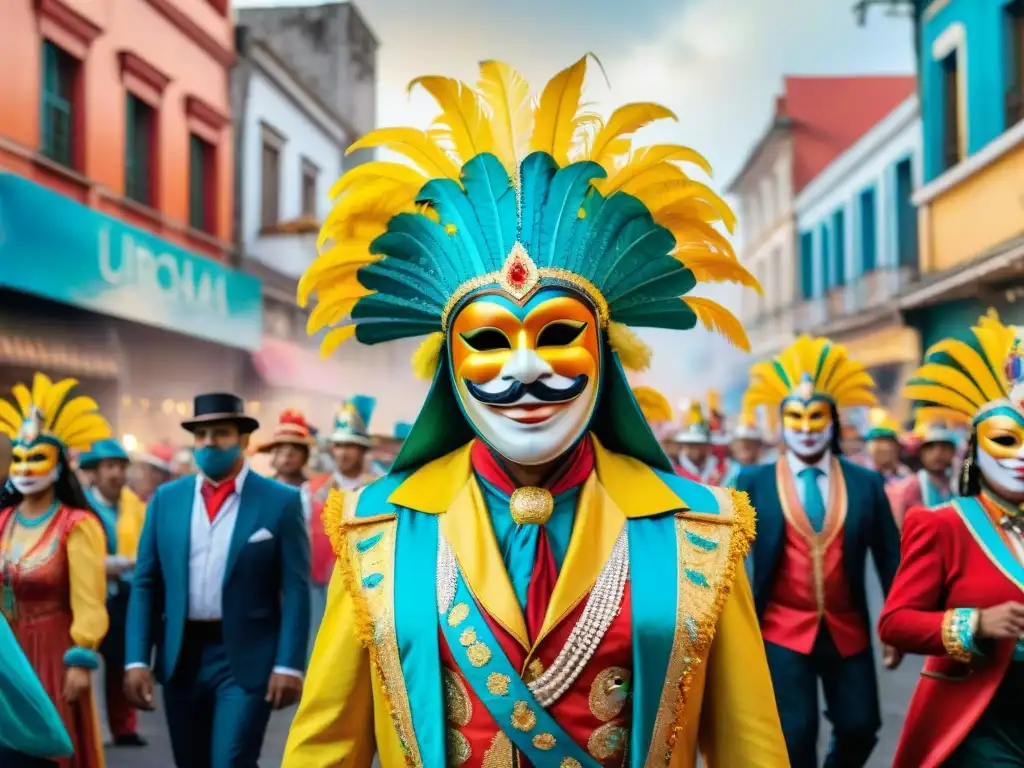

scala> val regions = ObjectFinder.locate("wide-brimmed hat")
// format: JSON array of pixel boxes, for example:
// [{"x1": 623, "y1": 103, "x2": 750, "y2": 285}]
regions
[
  {"x1": 181, "y1": 393, "x2": 259, "y2": 434},
  {"x1": 255, "y1": 409, "x2": 315, "y2": 453},
  {"x1": 329, "y1": 395, "x2": 375, "y2": 447},
  {"x1": 670, "y1": 400, "x2": 713, "y2": 445},
  {"x1": 78, "y1": 438, "x2": 130, "y2": 470}
]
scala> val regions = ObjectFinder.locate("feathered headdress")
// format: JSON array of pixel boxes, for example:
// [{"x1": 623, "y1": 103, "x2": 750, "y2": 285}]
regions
[
  {"x1": 671, "y1": 399, "x2": 712, "y2": 444},
  {"x1": 0, "y1": 373, "x2": 111, "y2": 452},
  {"x1": 863, "y1": 407, "x2": 901, "y2": 442},
  {"x1": 330, "y1": 395, "x2": 376, "y2": 447},
  {"x1": 745, "y1": 335, "x2": 878, "y2": 411},
  {"x1": 733, "y1": 397, "x2": 762, "y2": 441},
  {"x1": 631, "y1": 386, "x2": 673, "y2": 424},
  {"x1": 301, "y1": 56, "x2": 756, "y2": 471},
  {"x1": 903, "y1": 309, "x2": 1022, "y2": 425}
]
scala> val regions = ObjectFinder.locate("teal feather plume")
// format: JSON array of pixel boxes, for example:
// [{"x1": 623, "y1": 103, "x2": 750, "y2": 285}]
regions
[
  {"x1": 459, "y1": 153, "x2": 517, "y2": 259},
  {"x1": 535, "y1": 161, "x2": 606, "y2": 268},
  {"x1": 417, "y1": 178, "x2": 490, "y2": 276}
]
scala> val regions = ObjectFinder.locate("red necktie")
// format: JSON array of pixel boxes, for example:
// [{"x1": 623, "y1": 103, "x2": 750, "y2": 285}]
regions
[
  {"x1": 525, "y1": 530, "x2": 557, "y2": 643},
  {"x1": 201, "y1": 480, "x2": 235, "y2": 522}
]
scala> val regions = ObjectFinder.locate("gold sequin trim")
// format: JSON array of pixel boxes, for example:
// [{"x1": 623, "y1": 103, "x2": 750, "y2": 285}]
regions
[
  {"x1": 524, "y1": 658, "x2": 545, "y2": 683},
  {"x1": 482, "y1": 732, "x2": 514, "y2": 768},
  {"x1": 487, "y1": 672, "x2": 511, "y2": 696},
  {"x1": 941, "y1": 608, "x2": 975, "y2": 663},
  {"x1": 511, "y1": 700, "x2": 537, "y2": 732},
  {"x1": 533, "y1": 733, "x2": 556, "y2": 750},
  {"x1": 459, "y1": 628, "x2": 477, "y2": 646},
  {"x1": 447, "y1": 728, "x2": 472, "y2": 766},
  {"x1": 561, "y1": 760, "x2": 583, "y2": 768},
  {"x1": 443, "y1": 668, "x2": 473, "y2": 728},
  {"x1": 447, "y1": 602, "x2": 470, "y2": 627},
  {"x1": 588, "y1": 723, "x2": 628, "y2": 761},
  {"x1": 589, "y1": 667, "x2": 631, "y2": 722},
  {"x1": 467, "y1": 641, "x2": 492, "y2": 667}
]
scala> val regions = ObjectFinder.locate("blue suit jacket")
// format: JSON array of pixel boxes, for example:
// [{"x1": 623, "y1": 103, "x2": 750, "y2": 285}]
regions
[
  {"x1": 125, "y1": 472, "x2": 311, "y2": 690},
  {"x1": 738, "y1": 456, "x2": 901, "y2": 628}
]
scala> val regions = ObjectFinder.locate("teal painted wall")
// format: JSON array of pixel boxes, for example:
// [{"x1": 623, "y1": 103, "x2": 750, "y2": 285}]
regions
[{"x1": 921, "y1": 0, "x2": 1020, "y2": 181}]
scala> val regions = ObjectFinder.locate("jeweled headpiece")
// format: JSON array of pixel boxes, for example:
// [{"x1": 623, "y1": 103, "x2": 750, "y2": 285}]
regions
[
  {"x1": 745, "y1": 334, "x2": 878, "y2": 412},
  {"x1": 0, "y1": 373, "x2": 111, "y2": 452},
  {"x1": 904, "y1": 309, "x2": 1024, "y2": 425}
]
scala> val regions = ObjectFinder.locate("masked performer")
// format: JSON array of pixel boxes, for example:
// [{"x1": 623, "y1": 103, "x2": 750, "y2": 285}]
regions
[
  {"x1": 739, "y1": 336, "x2": 902, "y2": 768},
  {"x1": 0, "y1": 374, "x2": 111, "y2": 768},
  {"x1": 878, "y1": 311, "x2": 1024, "y2": 767},
  {"x1": 864, "y1": 408, "x2": 910, "y2": 486},
  {"x1": 79, "y1": 438, "x2": 147, "y2": 747},
  {"x1": 886, "y1": 413, "x2": 960, "y2": 529},
  {"x1": 283, "y1": 55, "x2": 785, "y2": 768}
]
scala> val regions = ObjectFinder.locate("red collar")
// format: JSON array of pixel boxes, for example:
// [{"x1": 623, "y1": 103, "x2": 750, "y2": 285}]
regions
[{"x1": 470, "y1": 437, "x2": 594, "y2": 497}]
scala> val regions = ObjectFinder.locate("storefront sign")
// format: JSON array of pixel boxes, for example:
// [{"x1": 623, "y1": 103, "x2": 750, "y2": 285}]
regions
[{"x1": 0, "y1": 174, "x2": 262, "y2": 350}]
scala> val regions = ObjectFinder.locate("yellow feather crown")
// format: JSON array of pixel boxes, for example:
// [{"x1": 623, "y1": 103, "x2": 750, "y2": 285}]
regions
[
  {"x1": 904, "y1": 309, "x2": 1022, "y2": 424},
  {"x1": 631, "y1": 386, "x2": 674, "y2": 424},
  {"x1": 745, "y1": 334, "x2": 878, "y2": 411},
  {"x1": 0, "y1": 373, "x2": 112, "y2": 452},
  {"x1": 301, "y1": 55, "x2": 760, "y2": 376}
]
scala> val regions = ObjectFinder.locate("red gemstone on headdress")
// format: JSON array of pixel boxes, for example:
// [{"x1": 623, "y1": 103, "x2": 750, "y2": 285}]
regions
[{"x1": 508, "y1": 259, "x2": 528, "y2": 288}]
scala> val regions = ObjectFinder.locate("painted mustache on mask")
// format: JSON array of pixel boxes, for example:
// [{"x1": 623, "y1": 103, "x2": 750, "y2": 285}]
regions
[{"x1": 465, "y1": 374, "x2": 589, "y2": 406}]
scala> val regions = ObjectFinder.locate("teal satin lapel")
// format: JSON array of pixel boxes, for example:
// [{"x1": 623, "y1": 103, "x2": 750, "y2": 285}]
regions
[
  {"x1": 628, "y1": 513, "x2": 678, "y2": 766},
  {"x1": 168, "y1": 480, "x2": 193, "y2": 605},
  {"x1": 394, "y1": 510, "x2": 445, "y2": 765},
  {"x1": 955, "y1": 497, "x2": 1024, "y2": 591}
]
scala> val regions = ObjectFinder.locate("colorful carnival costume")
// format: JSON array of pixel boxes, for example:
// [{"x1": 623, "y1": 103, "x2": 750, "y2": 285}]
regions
[
  {"x1": 0, "y1": 374, "x2": 111, "y2": 768},
  {"x1": 863, "y1": 407, "x2": 911, "y2": 485},
  {"x1": 739, "y1": 336, "x2": 901, "y2": 768},
  {"x1": 885, "y1": 413, "x2": 960, "y2": 529},
  {"x1": 0, "y1": 612, "x2": 73, "y2": 767},
  {"x1": 879, "y1": 311, "x2": 1024, "y2": 767},
  {"x1": 721, "y1": 402, "x2": 764, "y2": 489},
  {"x1": 283, "y1": 56, "x2": 785, "y2": 767},
  {"x1": 632, "y1": 386, "x2": 674, "y2": 430},
  {"x1": 670, "y1": 401, "x2": 727, "y2": 485},
  {"x1": 79, "y1": 438, "x2": 147, "y2": 746}
]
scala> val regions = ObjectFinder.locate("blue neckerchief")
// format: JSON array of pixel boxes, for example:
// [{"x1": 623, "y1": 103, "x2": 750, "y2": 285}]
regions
[{"x1": 476, "y1": 474, "x2": 578, "y2": 612}]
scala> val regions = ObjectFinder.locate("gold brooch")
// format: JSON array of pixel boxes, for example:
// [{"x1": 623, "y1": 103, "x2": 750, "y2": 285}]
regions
[{"x1": 510, "y1": 487, "x2": 554, "y2": 526}]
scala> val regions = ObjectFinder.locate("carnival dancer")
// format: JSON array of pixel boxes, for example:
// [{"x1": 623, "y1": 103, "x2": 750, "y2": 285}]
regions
[
  {"x1": 123, "y1": 393, "x2": 310, "y2": 768},
  {"x1": 283, "y1": 55, "x2": 786, "y2": 767},
  {"x1": 0, "y1": 612, "x2": 74, "y2": 767},
  {"x1": 885, "y1": 413, "x2": 960, "y2": 529},
  {"x1": 739, "y1": 335, "x2": 902, "y2": 768},
  {"x1": 878, "y1": 310, "x2": 1024, "y2": 767},
  {"x1": 306, "y1": 398, "x2": 378, "y2": 641},
  {"x1": 0, "y1": 373, "x2": 111, "y2": 768},
  {"x1": 722, "y1": 404, "x2": 764, "y2": 488},
  {"x1": 671, "y1": 400, "x2": 727, "y2": 484},
  {"x1": 254, "y1": 409, "x2": 315, "y2": 522},
  {"x1": 864, "y1": 407, "x2": 911, "y2": 485},
  {"x1": 79, "y1": 438, "x2": 147, "y2": 747}
]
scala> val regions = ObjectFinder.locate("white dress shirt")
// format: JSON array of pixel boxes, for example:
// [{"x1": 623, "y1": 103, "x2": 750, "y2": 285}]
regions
[
  {"x1": 786, "y1": 451, "x2": 832, "y2": 508},
  {"x1": 333, "y1": 471, "x2": 367, "y2": 492},
  {"x1": 188, "y1": 465, "x2": 249, "y2": 620},
  {"x1": 677, "y1": 455, "x2": 714, "y2": 483}
]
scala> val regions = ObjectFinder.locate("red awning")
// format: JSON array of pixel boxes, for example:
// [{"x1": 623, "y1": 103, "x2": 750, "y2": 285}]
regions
[{"x1": 251, "y1": 336, "x2": 350, "y2": 397}]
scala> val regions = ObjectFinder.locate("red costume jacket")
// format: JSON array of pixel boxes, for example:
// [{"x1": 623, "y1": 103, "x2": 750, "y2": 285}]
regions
[{"x1": 878, "y1": 499, "x2": 1022, "y2": 768}]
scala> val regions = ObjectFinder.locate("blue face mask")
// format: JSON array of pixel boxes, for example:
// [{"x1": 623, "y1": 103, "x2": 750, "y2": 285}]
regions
[{"x1": 194, "y1": 445, "x2": 241, "y2": 481}]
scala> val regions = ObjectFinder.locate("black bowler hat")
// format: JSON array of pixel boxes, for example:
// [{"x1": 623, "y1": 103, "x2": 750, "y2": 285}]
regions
[{"x1": 181, "y1": 393, "x2": 260, "y2": 434}]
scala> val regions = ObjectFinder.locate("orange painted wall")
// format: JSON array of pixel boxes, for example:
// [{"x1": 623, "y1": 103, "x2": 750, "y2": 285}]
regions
[{"x1": 0, "y1": 0, "x2": 235, "y2": 262}]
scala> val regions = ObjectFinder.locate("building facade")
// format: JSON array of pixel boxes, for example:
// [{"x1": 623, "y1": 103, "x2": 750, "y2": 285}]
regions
[
  {"x1": 793, "y1": 94, "x2": 923, "y2": 412},
  {"x1": 0, "y1": 0, "x2": 260, "y2": 447},
  {"x1": 901, "y1": 0, "x2": 1024, "y2": 339}
]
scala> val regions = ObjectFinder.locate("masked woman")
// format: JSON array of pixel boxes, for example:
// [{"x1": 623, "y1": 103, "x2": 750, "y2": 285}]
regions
[
  {"x1": 879, "y1": 310, "x2": 1024, "y2": 767},
  {"x1": 0, "y1": 374, "x2": 111, "y2": 768}
]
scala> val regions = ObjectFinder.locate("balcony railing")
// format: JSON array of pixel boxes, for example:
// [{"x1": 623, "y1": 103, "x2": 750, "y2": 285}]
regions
[
  {"x1": 789, "y1": 266, "x2": 916, "y2": 333},
  {"x1": 1007, "y1": 87, "x2": 1024, "y2": 129}
]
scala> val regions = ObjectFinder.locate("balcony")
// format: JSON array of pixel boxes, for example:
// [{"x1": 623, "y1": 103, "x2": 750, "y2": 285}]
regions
[
  {"x1": 249, "y1": 216, "x2": 320, "y2": 281},
  {"x1": 790, "y1": 266, "x2": 915, "y2": 334}
]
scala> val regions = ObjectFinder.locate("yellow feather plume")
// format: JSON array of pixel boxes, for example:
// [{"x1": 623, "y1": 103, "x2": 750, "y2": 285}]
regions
[
  {"x1": 678, "y1": 252, "x2": 761, "y2": 292},
  {"x1": 632, "y1": 386, "x2": 673, "y2": 424},
  {"x1": 329, "y1": 162, "x2": 428, "y2": 200},
  {"x1": 477, "y1": 60, "x2": 533, "y2": 177},
  {"x1": 320, "y1": 326, "x2": 356, "y2": 359},
  {"x1": 867, "y1": 407, "x2": 901, "y2": 434},
  {"x1": 0, "y1": 399, "x2": 21, "y2": 437},
  {"x1": 346, "y1": 127, "x2": 463, "y2": 181},
  {"x1": 412, "y1": 332, "x2": 445, "y2": 381},
  {"x1": 589, "y1": 102, "x2": 677, "y2": 164},
  {"x1": 531, "y1": 54, "x2": 590, "y2": 165},
  {"x1": 1, "y1": 374, "x2": 111, "y2": 452},
  {"x1": 408, "y1": 76, "x2": 494, "y2": 162},
  {"x1": 683, "y1": 297, "x2": 750, "y2": 352},
  {"x1": 595, "y1": 145, "x2": 711, "y2": 198},
  {"x1": 607, "y1": 321, "x2": 652, "y2": 371}
]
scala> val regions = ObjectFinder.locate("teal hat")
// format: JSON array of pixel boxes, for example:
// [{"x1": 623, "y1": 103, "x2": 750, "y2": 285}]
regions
[
  {"x1": 330, "y1": 395, "x2": 376, "y2": 447},
  {"x1": 78, "y1": 438, "x2": 129, "y2": 470},
  {"x1": 394, "y1": 422, "x2": 413, "y2": 440}
]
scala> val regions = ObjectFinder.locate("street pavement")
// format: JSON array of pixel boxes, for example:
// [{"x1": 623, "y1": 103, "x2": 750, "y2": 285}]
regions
[{"x1": 106, "y1": 573, "x2": 917, "y2": 767}]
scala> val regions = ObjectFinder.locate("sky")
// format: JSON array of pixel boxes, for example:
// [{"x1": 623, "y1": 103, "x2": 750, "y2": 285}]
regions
[{"x1": 235, "y1": 0, "x2": 916, "y2": 411}]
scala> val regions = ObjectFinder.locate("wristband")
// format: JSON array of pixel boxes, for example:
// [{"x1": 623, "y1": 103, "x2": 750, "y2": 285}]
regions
[{"x1": 63, "y1": 646, "x2": 100, "y2": 669}]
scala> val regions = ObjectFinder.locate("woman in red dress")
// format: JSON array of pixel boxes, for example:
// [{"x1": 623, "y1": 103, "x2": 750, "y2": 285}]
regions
[
  {"x1": 0, "y1": 373, "x2": 112, "y2": 768},
  {"x1": 879, "y1": 310, "x2": 1024, "y2": 767}
]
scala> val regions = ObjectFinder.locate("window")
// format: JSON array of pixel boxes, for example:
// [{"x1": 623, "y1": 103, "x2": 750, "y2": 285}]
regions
[
  {"x1": 189, "y1": 134, "x2": 214, "y2": 232},
  {"x1": 859, "y1": 188, "x2": 877, "y2": 274},
  {"x1": 941, "y1": 52, "x2": 962, "y2": 170},
  {"x1": 260, "y1": 127, "x2": 282, "y2": 229},
  {"x1": 125, "y1": 94, "x2": 155, "y2": 205},
  {"x1": 832, "y1": 209, "x2": 846, "y2": 288},
  {"x1": 1008, "y1": 0, "x2": 1024, "y2": 127},
  {"x1": 799, "y1": 231, "x2": 814, "y2": 300},
  {"x1": 819, "y1": 224, "x2": 831, "y2": 294},
  {"x1": 894, "y1": 158, "x2": 918, "y2": 268},
  {"x1": 301, "y1": 159, "x2": 319, "y2": 217},
  {"x1": 40, "y1": 41, "x2": 78, "y2": 168}
]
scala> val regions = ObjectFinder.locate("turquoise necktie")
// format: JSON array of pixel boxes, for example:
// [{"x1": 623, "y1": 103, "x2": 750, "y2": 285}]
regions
[{"x1": 799, "y1": 467, "x2": 827, "y2": 533}]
